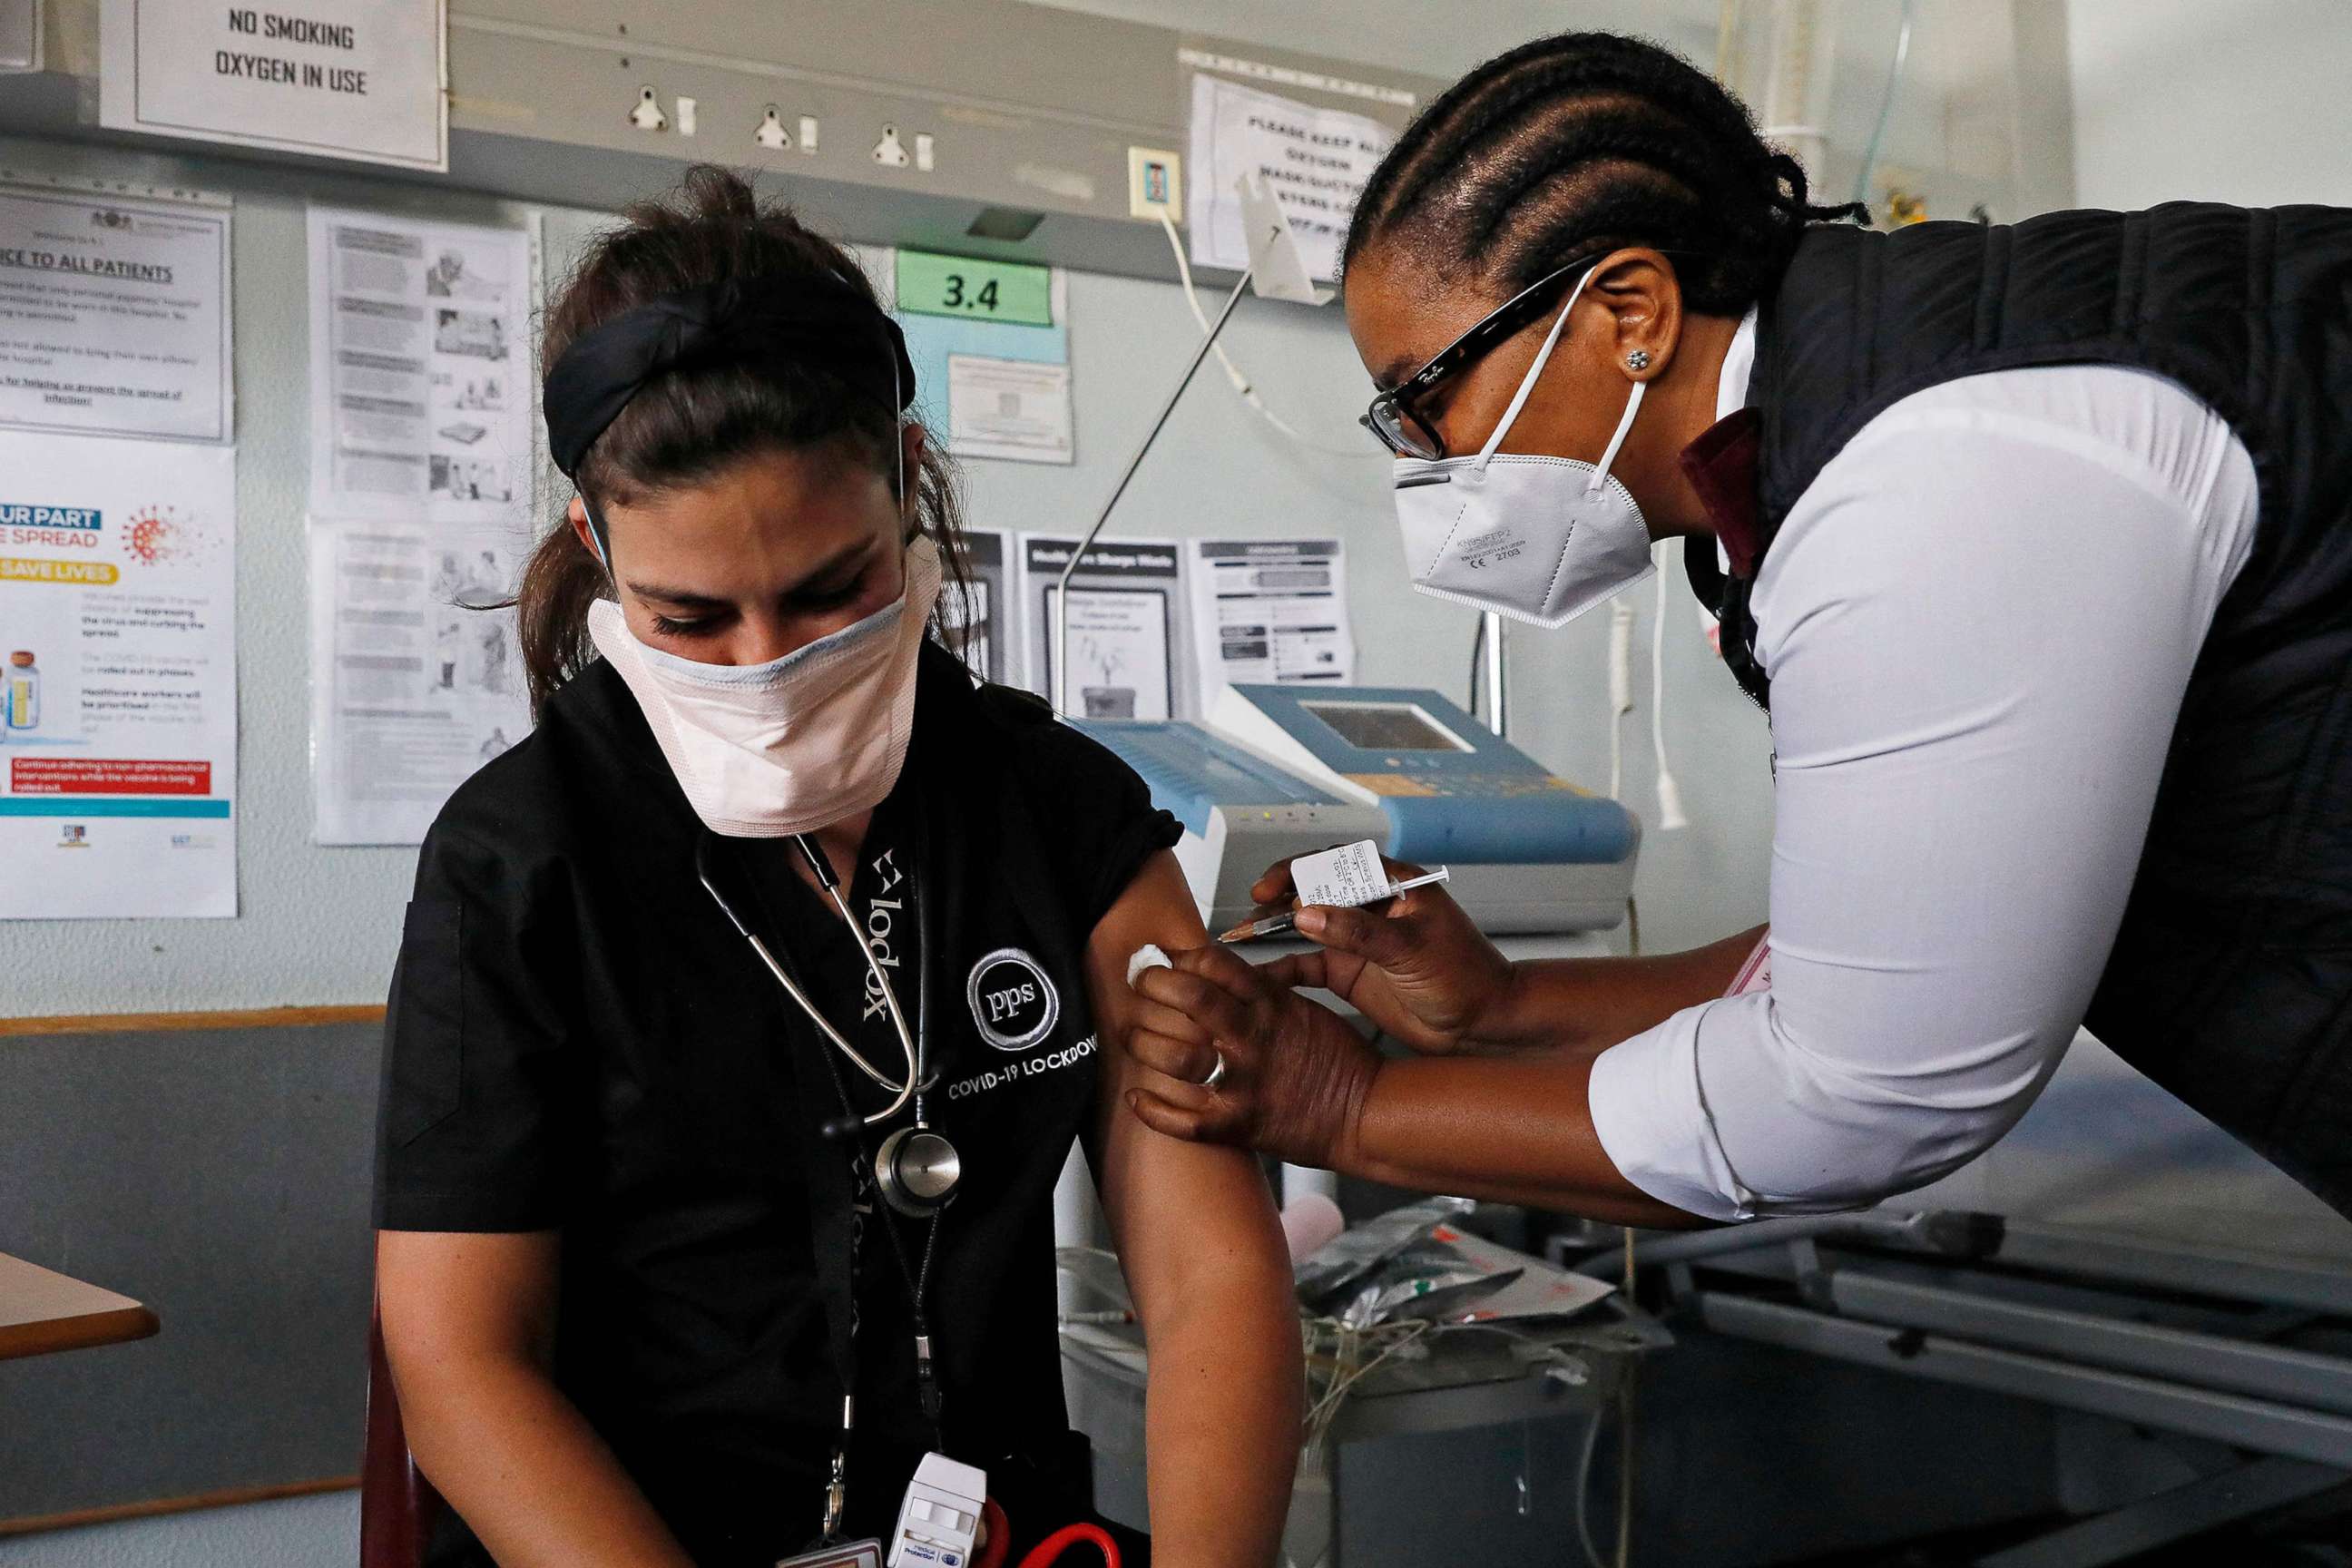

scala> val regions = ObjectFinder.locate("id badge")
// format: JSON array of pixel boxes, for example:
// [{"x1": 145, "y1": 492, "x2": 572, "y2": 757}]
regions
[{"x1": 775, "y1": 1542, "x2": 883, "y2": 1568}]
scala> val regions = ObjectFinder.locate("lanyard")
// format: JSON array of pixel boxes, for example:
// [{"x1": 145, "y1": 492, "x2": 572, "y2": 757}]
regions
[{"x1": 720, "y1": 819, "x2": 950, "y2": 1544}]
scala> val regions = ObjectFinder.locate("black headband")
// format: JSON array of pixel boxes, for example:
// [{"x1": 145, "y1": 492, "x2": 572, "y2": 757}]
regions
[{"x1": 542, "y1": 275, "x2": 916, "y2": 481}]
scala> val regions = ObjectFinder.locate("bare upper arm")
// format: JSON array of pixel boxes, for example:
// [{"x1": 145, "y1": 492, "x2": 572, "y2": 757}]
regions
[
  {"x1": 377, "y1": 1229, "x2": 562, "y2": 1385},
  {"x1": 1083, "y1": 853, "x2": 1289, "y2": 1323}
]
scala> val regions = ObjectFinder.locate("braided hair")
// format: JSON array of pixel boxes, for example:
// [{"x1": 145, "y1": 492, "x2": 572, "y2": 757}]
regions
[{"x1": 1346, "y1": 31, "x2": 1865, "y2": 312}]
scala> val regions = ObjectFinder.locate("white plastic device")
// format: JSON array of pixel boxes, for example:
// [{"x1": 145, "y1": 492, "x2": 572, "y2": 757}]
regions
[{"x1": 887, "y1": 1452, "x2": 985, "y2": 1568}]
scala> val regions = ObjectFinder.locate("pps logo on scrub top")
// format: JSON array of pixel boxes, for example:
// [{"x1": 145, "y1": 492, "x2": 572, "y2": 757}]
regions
[{"x1": 966, "y1": 946, "x2": 1060, "y2": 1052}]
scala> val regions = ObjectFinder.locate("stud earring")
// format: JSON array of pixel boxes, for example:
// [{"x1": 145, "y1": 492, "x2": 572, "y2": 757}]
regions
[{"x1": 1627, "y1": 349, "x2": 1652, "y2": 371}]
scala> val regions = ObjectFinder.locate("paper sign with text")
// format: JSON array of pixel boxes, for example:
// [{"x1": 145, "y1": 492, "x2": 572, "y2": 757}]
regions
[
  {"x1": 102, "y1": 0, "x2": 448, "y2": 172},
  {"x1": 1186, "y1": 74, "x2": 1395, "y2": 283},
  {"x1": 0, "y1": 430, "x2": 238, "y2": 918},
  {"x1": 0, "y1": 183, "x2": 232, "y2": 442}
]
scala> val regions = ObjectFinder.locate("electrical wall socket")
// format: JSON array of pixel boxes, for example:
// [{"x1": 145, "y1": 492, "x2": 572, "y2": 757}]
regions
[
  {"x1": 1129, "y1": 146, "x2": 1185, "y2": 223},
  {"x1": 1127, "y1": 146, "x2": 1181, "y2": 221}
]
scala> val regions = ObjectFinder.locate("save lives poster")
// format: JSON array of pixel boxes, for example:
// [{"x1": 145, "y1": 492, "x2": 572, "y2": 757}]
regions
[{"x1": 0, "y1": 432, "x2": 238, "y2": 918}]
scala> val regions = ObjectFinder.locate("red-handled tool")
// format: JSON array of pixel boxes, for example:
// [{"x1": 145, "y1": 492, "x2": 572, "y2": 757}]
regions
[{"x1": 968, "y1": 1499, "x2": 1122, "y2": 1568}]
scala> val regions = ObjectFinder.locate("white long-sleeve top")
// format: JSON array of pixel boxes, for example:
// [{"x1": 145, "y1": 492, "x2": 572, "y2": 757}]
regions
[{"x1": 1584, "y1": 312, "x2": 2260, "y2": 1221}]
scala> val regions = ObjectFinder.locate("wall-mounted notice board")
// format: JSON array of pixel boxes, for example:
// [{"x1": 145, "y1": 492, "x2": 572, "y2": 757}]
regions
[{"x1": 0, "y1": 1011, "x2": 382, "y2": 1532}]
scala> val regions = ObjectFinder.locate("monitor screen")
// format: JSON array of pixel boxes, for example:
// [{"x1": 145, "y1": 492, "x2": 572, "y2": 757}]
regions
[{"x1": 1302, "y1": 701, "x2": 1471, "y2": 753}]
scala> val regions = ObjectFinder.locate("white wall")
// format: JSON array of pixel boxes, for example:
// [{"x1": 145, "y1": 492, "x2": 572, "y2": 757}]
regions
[
  {"x1": 1893, "y1": 0, "x2": 2352, "y2": 1264},
  {"x1": 0, "y1": 133, "x2": 551, "y2": 1018},
  {"x1": 2068, "y1": 0, "x2": 2352, "y2": 208}
]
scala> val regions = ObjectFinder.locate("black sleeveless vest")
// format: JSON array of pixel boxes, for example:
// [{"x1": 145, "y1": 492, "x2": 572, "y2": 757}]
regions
[{"x1": 1691, "y1": 202, "x2": 2352, "y2": 1213}]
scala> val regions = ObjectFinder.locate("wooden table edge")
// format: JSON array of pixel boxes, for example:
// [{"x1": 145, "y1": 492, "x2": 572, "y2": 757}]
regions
[
  {"x1": 0, "y1": 1304, "x2": 159, "y2": 1361},
  {"x1": 0, "y1": 1005, "x2": 385, "y2": 1039}
]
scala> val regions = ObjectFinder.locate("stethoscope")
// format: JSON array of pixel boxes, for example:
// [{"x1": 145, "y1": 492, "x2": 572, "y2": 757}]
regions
[
  {"x1": 581, "y1": 348, "x2": 962, "y2": 1220},
  {"x1": 695, "y1": 830, "x2": 963, "y2": 1219}
]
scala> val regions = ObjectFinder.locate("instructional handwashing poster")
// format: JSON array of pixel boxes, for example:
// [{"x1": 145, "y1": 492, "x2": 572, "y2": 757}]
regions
[
  {"x1": 0, "y1": 432, "x2": 238, "y2": 918},
  {"x1": 306, "y1": 206, "x2": 534, "y2": 525},
  {"x1": 308, "y1": 518, "x2": 530, "y2": 846}
]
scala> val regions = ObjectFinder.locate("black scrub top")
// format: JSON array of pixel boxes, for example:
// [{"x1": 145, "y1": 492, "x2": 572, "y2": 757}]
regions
[{"x1": 375, "y1": 641, "x2": 1179, "y2": 1567}]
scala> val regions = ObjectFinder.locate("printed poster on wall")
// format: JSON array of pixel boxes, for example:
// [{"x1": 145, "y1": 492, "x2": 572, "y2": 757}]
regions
[
  {"x1": 942, "y1": 528, "x2": 1012, "y2": 684},
  {"x1": 308, "y1": 517, "x2": 529, "y2": 846},
  {"x1": 1015, "y1": 534, "x2": 1191, "y2": 720},
  {"x1": 1186, "y1": 74, "x2": 1396, "y2": 284},
  {"x1": 0, "y1": 181, "x2": 232, "y2": 442},
  {"x1": 1186, "y1": 537, "x2": 1355, "y2": 700},
  {"x1": 0, "y1": 431, "x2": 238, "y2": 918},
  {"x1": 101, "y1": 0, "x2": 448, "y2": 172},
  {"x1": 307, "y1": 206, "x2": 534, "y2": 525}
]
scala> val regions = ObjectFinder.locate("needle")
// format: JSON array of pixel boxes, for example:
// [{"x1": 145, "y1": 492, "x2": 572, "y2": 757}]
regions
[{"x1": 1217, "y1": 867, "x2": 1453, "y2": 944}]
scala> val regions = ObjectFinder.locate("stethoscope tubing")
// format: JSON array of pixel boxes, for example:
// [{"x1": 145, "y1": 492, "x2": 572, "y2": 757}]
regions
[
  {"x1": 813, "y1": 873, "x2": 927, "y2": 1095},
  {"x1": 694, "y1": 832, "x2": 926, "y2": 1125}
]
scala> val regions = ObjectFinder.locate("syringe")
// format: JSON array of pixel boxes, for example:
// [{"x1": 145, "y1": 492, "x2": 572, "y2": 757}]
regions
[{"x1": 1217, "y1": 867, "x2": 1453, "y2": 944}]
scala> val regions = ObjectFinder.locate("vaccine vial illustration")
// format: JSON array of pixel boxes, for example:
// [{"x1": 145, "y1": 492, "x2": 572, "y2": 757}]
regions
[{"x1": 6, "y1": 651, "x2": 39, "y2": 732}]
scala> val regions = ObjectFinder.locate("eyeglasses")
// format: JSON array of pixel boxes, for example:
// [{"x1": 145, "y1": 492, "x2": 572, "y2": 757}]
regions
[{"x1": 1360, "y1": 259, "x2": 1592, "y2": 462}]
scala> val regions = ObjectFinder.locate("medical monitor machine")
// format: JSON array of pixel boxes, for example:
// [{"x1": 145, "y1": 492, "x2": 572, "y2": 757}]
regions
[
  {"x1": 1077, "y1": 685, "x2": 1639, "y2": 936},
  {"x1": 1073, "y1": 718, "x2": 1392, "y2": 936},
  {"x1": 1211, "y1": 683, "x2": 1639, "y2": 932}
]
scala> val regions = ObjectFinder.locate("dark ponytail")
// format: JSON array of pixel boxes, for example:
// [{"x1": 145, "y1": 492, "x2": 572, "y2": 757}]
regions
[
  {"x1": 1344, "y1": 31, "x2": 1866, "y2": 309},
  {"x1": 518, "y1": 164, "x2": 971, "y2": 715}
]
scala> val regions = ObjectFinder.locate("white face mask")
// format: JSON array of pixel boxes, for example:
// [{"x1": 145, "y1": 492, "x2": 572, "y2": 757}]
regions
[
  {"x1": 588, "y1": 535, "x2": 943, "y2": 838},
  {"x1": 1391, "y1": 266, "x2": 1654, "y2": 628}
]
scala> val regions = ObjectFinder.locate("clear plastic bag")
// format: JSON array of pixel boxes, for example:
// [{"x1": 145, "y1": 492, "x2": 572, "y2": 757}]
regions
[
  {"x1": 1337, "y1": 1244, "x2": 1524, "y2": 1328},
  {"x1": 1293, "y1": 1195, "x2": 1474, "y2": 1307}
]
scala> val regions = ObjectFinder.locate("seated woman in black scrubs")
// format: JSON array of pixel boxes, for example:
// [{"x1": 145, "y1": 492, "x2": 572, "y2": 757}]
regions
[{"x1": 374, "y1": 167, "x2": 1302, "y2": 1568}]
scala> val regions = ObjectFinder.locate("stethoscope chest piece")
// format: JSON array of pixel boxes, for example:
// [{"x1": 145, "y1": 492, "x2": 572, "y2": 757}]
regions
[{"x1": 877, "y1": 1125, "x2": 961, "y2": 1217}]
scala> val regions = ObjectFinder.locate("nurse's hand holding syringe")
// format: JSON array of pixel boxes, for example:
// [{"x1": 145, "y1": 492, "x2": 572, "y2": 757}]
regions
[
  {"x1": 1122, "y1": 838, "x2": 1759, "y2": 1228},
  {"x1": 1239, "y1": 839, "x2": 1764, "y2": 1063},
  {"x1": 1221, "y1": 841, "x2": 1513, "y2": 1057},
  {"x1": 1217, "y1": 866, "x2": 1455, "y2": 943}
]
